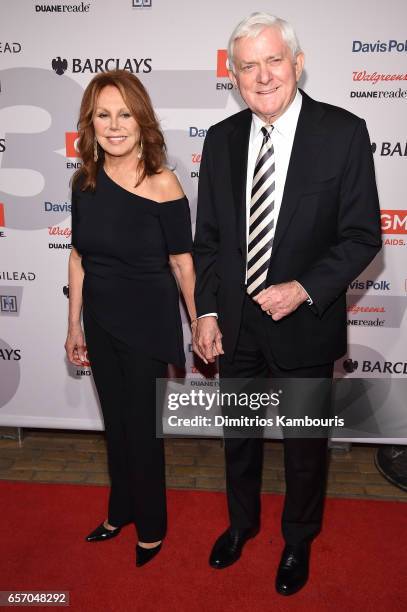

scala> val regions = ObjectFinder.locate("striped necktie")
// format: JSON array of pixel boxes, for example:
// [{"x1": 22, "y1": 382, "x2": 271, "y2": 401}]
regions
[{"x1": 246, "y1": 125, "x2": 275, "y2": 296}]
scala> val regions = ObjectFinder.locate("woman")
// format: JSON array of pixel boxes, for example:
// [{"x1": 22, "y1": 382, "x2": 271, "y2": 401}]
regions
[{"x1": 65, "y1": 70, "x2": 198, "y2": 567}]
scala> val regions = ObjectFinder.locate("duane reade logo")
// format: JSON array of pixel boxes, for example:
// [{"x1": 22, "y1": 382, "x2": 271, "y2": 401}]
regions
[
  {"x1": 51, "y1": 56, "x2": 152, "y2": 75},
  {"x1": 35, "y1": 2, "x2": 90, "y2": 12},
  {"x1": 371, "y1": 142, "x2": 407, "y2": 156},
  {"x1": 0, "y1": 42, "x2": 22, "y2": 54},
  {"x1": 352, "y1": 39, "x2": 407, "y2": 53}
]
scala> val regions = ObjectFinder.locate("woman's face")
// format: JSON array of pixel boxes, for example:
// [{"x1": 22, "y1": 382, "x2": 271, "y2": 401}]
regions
[{"x1": 93, "y1": 85, "x2": 140, "y2": 160}]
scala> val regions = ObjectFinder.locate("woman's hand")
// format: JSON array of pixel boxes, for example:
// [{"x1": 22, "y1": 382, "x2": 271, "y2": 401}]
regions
[{"x1": 65, "y1": 324, "x2": 87, "y2": 366}]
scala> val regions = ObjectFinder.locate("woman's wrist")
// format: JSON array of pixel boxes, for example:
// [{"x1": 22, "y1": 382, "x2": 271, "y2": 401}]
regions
[{"x1": 68, "y1": 319, "x2": 82, "y2": 330}]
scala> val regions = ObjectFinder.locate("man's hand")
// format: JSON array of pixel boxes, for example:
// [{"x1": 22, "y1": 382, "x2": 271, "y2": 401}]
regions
[
  {"x1": 253, "y1": 281, "x2": 308, "y2": 321},
  {"x1": 193, "y1": 316, "x2": 224, "y2": 364}
]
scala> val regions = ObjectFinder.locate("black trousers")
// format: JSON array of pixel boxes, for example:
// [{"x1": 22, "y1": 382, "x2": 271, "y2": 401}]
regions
[
  {"x1": 219, "y1": 295, "x2": 333, "y2": 546},
  {"x1": 83, "y1": 308, "x2": 168, "y2": 542}
]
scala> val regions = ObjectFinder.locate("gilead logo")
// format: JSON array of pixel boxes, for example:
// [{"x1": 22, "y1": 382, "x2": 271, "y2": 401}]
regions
[
  {"x1": 381, "y1": 210, "x2": 407, "y2": 234},
  {"x1": 217, "y1": 49, "x2": 228, "y2": 77},
  {"x1": 65, "y1": 132, "x2": 80, "y2": 158},
  {"x1": 0, "y1": 203, "x2": 5, "y2": 227}
]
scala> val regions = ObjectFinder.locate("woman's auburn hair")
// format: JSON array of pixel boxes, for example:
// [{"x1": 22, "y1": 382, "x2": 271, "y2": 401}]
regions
[{"x1": 72, "y1": 69, "x2": 166, "y2": 191}]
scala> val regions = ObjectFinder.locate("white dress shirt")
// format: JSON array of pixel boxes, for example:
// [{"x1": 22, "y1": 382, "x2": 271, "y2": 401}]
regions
[
  {"x1": 245, "y1": 88, "x2": 302, "y2": 280},
  {"x1": 199, "y1": 89, "x2": 311, "y2": 319}
]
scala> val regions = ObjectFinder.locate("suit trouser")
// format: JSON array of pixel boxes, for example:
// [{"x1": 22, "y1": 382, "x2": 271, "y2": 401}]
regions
[
  {"x1": 219, "y1": 295, "x2": 333, "y2": 546},
  {"x1": 83, "y1": 307, "x2": 168, "y2": 542}
]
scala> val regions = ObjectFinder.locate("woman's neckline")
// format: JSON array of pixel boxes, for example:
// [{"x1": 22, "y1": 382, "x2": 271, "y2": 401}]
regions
[{"x1": 101, "y1": 166, "x2": 186, "y2": 205}]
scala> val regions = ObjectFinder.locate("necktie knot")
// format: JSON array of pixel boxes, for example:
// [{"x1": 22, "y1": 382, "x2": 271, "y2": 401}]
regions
[{"x1": 261, "y1": 125, "x2": 273, "y2": 142}]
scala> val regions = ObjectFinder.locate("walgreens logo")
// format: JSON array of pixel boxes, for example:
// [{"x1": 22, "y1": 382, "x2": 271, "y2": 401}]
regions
[
  {"x1": 352, "y1": 71, "x2": 407, "y2": 85},
  {"x1": 381, "y1": 210, "x2": 407, "y2": 234}
]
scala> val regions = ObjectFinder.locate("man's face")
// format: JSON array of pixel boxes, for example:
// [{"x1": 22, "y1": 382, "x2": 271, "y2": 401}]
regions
[{"x1": 229, "y1": 27, "x2": 304, "y2": 123}]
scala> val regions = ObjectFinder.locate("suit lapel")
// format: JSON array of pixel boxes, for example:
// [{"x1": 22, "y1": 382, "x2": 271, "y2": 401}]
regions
[
  {"x1": 228, "y1": 109, "x2": 252, "y2": 254},
  {"x1": 270, "y1": 92, "x2": 326, "y2": 259}
]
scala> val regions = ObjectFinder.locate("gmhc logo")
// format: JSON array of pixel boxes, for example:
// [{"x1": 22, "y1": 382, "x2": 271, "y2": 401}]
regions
[{"x1": 381, "y1": 210, "x2": 407, "y2": 234}]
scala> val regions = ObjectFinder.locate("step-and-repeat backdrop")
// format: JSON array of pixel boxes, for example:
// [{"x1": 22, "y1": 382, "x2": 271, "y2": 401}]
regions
[{"x1": 1, "y1": 0, "x2": 406, "y2": 440}]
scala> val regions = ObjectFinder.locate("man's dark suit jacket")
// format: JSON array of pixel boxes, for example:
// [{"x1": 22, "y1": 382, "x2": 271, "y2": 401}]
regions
[{"x1": 193, "y1": 90, "x2": 382, "y2": 369}]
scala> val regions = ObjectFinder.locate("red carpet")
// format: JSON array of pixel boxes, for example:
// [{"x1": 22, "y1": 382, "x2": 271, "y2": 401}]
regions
[{"x1": 1, "y1": 482, "x2": 406, "y2": 612}]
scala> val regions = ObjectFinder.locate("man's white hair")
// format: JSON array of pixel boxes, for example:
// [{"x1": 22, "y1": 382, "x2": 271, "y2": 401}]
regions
[{"x1": 227, "y1": 12, "x2": 302, "y2": 72}]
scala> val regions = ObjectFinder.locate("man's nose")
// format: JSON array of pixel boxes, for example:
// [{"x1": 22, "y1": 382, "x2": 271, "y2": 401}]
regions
[{"x1": 257, "y1": 64, "x2": 273, "y2": 84}]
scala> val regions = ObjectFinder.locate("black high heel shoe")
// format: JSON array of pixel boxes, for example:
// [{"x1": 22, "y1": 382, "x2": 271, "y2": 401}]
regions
[
  {"x1": 85, "y1": 522, "x2": 122, "y2": 542},
  {"x1": 135, "y1": 542, "x2": 162, "y2": 567}
]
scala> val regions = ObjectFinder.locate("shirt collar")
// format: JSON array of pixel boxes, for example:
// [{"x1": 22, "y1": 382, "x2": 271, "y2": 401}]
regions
[{"x1": 250, "y1": 88, "x2": 303, "y2": 142}]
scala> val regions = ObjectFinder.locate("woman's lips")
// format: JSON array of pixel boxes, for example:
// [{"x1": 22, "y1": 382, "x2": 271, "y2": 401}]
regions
[{"x1": 106, "y1": 136, "x2": 127, "y2": 143}]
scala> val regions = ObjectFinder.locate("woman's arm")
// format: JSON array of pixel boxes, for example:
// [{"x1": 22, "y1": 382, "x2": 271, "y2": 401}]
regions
[
  {"x1": 64, "y1": 247, "x2": 86, "y2": 365},
  {"x1": 169, "y1": 253, "x2": 196, "y2": 323},
  {"x1": 169, "y1": 253, "x2": 207, "y2": 363}
]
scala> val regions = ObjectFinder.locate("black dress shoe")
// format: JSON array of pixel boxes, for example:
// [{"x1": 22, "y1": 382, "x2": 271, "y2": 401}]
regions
[
  {"x1": 85, "y1": 522, "x2": 122, "y2": 542},
  {"x1": 275, "y1": 543, "x2": 310, "y2": 596},
  {"x1": 209, "y1": 527, "x2": 259, "y2": 569},
  {"x1": 135, "y1": 543, "x2": 162, "y2": 567}
]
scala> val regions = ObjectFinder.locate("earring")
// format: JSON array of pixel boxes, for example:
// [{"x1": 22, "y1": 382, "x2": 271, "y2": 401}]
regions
[
  {"x1": 137, "y1": 140, "x2": 143, "y2": 160},
  {"x1": 93, "y1": 137, "x2": 98, "y2": 162}
]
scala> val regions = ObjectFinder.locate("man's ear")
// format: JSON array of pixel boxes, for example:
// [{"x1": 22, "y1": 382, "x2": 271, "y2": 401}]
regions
[{"x1": 295, "y1": 52, "x2": 305, "y2": 82}]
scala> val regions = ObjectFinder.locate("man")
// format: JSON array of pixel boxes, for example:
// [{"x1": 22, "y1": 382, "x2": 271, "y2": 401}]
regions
[{"x1": 193, "y1": 13, "x2": 382, "y2": 596}]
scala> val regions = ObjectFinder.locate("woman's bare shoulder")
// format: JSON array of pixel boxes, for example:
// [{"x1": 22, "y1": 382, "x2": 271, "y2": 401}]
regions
[{"x1": 151, "y1": 168, "x2": 185, "y2": 203}]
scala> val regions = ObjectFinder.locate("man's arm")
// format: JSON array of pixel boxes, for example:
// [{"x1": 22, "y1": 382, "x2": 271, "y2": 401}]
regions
[
  {"x1": 193, "y1": 132, "x2": 220, "y2": 316},
  {"x1": 296, "y1": 118, "x2": 382, "y2": 316},
  {"x1": 193, "y1": 131, "x2": 223, "y2": 362},
  {"x1": 255, "y1": 118, "x2": 382, "y2": 320}
]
